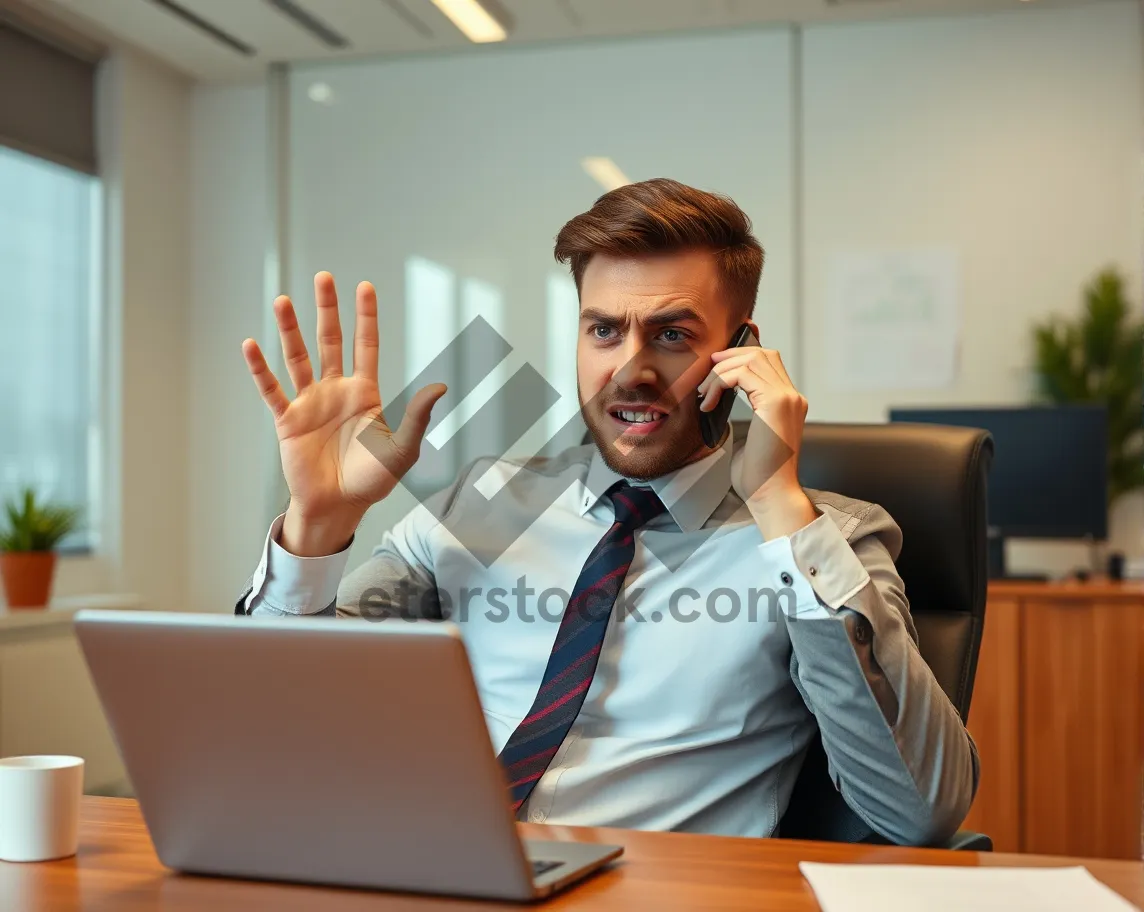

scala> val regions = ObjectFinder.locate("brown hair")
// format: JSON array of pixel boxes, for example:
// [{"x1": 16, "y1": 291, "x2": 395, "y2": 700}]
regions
[{"x1": 553, "y1": 178, "x2": 764, "y2": 322}]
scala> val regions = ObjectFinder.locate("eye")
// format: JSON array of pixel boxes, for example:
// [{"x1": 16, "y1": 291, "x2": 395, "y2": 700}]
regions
[
  {"x1": 659, "y1": 328, "x2": 687, "y2": 344},
  {"x1": 591, "y1": 325, "x2": 615, "y2": 341}
]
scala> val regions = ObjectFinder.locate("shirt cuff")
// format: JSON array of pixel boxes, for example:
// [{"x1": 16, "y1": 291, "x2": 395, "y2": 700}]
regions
[
  {"x1": 757, "y1": 512, "x2": 871, "y2": 620},
  {"x1": 250, "y1": 513, "x2": 353, "y2": 615}
]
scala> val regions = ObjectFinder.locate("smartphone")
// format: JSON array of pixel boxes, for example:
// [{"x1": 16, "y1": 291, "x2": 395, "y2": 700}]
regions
[{"x1": 698, "y1": 323, "x2": 759, "y2": 448}]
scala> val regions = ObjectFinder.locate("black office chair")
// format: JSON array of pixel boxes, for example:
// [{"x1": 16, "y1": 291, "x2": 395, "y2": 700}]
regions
[
  {"x1": 579, "y1": 419, "x2": 993, "y2": 848},
  {"x1": 777, "y1": 420, "x2": 993, "y2": 850}
]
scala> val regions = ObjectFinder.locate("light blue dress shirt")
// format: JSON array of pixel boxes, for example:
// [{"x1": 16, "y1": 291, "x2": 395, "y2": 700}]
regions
[{"x1": 238, "y1": 427, "x2": 979, "y2": 843}]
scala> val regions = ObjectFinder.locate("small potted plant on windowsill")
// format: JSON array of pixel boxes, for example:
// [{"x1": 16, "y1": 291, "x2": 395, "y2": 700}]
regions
[{"x1": 0, "y1": 488, "x2": 80, "y2": 609}]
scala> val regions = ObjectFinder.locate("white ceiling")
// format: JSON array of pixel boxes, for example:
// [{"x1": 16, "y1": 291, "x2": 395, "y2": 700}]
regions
[{"x1": 20, "y1": 0, "x2": 1110, "y2": 83}]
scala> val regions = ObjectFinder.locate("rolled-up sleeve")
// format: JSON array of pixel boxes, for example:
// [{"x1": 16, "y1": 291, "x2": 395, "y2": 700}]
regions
[{"x1": 759, "y1": 506, "x2": 980, "y2": 846}]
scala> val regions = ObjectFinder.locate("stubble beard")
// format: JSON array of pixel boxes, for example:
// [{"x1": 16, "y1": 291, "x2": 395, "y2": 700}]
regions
[{"x1": 579, "y1": 388, "x2": 708, "y2": 481}]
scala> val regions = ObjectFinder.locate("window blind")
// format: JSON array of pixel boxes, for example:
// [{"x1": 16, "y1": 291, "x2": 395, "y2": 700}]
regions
[{"x1": 0, "y1": 19, "x2": 99, "y2": 174}]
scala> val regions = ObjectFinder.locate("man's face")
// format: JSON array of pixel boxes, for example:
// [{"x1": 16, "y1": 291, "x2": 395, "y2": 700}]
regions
[{"x1": 577, "y1": 249, "x2": 744, "y2": 480}]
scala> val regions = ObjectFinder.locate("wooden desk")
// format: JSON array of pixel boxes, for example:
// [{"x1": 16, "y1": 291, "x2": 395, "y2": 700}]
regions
[
  {"x1": 962, "y1": 580, "x2": 1144, "y2": 858},
  {"x1": 3, "y1": 798, "x2": 1142, "y2": 911}
]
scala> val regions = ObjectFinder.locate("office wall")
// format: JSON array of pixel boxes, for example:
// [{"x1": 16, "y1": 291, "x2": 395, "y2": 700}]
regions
[
  {"x1": 51, "y1": 49, "x2": 193, "y2": 612},
  {"x1": 186, "y1": 83, "x2": 273, "y2": 616},
  {"x1": 801, "y1": 1, "x2": 1143, "y2": 571},
  {"x1": 58, "y1": 58, "x2": 275, "y2": 616}
]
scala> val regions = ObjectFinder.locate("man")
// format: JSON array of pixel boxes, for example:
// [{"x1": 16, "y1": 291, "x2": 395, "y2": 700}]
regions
[{"x1": 237, "y1": 178, "x2": 978, "y2": 843}]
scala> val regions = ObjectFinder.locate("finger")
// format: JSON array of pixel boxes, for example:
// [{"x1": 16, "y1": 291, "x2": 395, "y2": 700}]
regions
[
  {"x1": 390, "y1": 383, "x2": 449, "y2": 464},
  {"x1": 315, "y1": 271, "x2": 344, "y2": 379},
  {"x1": 699, "y1": 368, "x2": 733, "y2": 411},
  {"x1": 273, "y1": 295, "x2": 314, "y2": 392},
  {"x1": 707, "y1": 350, "x2": 760, "y2": 373},
  {"x1": 746, "y1": 352, "x2": 788, "y2": 386},
  {"x1": 242, "y1": 338, "x2": 289, "y2": 419},
  {"x1": 698, "y1": 350, "x2": 755, "y2": 399},
  {"x1": 353, "y1": 281, "x2": 379, "y2": 382},
  {"x1": 703, "y1": 363, "x2": 774, "y2": 412},
  {"x1": 711, "y1": 344, "x2": 763, "y2": 362},
  {"x1": 712, "y1": 349, "x2": 786, "y2": 387},
  {"x1": 699, "y1": 356, "x2": 751, "y2": 410},
  {"x1": 762, "y1": 348, "x2": 794, "y2": 386}
]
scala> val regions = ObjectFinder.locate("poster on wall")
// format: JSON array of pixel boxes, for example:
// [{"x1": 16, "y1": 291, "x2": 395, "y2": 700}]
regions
[{"x1": 825, "y1": 248, "x2": 960, "y2": 391}]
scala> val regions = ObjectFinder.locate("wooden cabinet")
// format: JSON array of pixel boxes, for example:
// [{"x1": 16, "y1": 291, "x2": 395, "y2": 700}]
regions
[
  {"x1": 961, "y1": 581, "x2": 1144, "y2": 859},
  {"x1": 960, "y1": 593, "x2": 1023, "y2": 852}
]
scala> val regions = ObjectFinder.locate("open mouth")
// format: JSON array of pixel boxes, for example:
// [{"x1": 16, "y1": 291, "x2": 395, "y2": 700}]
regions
[{"x1": 607, "y1": 405, "x2": 668, "y2": 435}]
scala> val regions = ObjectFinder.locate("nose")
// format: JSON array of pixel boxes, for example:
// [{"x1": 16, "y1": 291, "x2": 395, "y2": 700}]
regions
[{"x1": 612, "y1": 337, "x2": 659, "y2": 390}]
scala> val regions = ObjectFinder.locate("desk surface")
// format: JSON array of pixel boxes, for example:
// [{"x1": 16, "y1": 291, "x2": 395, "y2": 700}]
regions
[{"x1": 3, "y1": 799, "x2": 1142, "y2": 911}]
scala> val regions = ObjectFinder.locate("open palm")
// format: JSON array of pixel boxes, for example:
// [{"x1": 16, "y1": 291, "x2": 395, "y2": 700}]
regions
[{"x1": 242, "y1": 272, "x2": 445, "y2": 536}]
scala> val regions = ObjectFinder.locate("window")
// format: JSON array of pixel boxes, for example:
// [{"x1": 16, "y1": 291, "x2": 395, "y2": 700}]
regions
[{"x1": 0, "y1": 145, "x2": 101, "y2": 550}]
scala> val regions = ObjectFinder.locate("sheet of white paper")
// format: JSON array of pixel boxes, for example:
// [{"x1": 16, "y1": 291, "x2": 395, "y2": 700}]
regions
[
  {"x1": 799, "y1": 863, "x2": 1141, "y2": 912},
  {"x1": 825, "y1": 249, "x2": 960, "y2": 391}
]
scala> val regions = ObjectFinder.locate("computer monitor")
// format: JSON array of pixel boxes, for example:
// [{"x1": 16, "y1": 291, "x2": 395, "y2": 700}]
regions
[{"x1": 888, "y1": 404, "x2": 1108, "y2": 579}]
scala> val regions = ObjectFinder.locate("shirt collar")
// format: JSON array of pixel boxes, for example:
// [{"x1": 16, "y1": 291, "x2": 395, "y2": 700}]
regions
[{"x1": 579, "y1": 424, "x2": 735, "y2": 533}]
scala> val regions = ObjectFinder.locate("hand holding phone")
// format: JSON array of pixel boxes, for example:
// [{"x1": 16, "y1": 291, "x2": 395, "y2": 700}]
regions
[{"x1": 697, "y1": 323, "x2": 760, "y2": 448}]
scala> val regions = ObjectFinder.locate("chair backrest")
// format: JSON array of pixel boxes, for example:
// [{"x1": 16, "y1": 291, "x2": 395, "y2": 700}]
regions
[{"x1": 776, "y1": 419, "x2": 993, "y2": 842}]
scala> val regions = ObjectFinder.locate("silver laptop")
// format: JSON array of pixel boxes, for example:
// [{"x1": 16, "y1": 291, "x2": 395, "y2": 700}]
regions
[{"x1": 74, "y1": 609, "x2": 622, "y2": 901}]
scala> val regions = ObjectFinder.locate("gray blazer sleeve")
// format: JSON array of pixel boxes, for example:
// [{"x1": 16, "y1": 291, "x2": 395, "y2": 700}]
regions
[{"x1": 782, "y1": 500, "x2": 981, "y2": 846}]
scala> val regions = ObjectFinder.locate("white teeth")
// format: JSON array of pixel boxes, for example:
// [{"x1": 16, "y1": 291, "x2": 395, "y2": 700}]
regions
[{"x1": 618, "y1": 410, "x2": 660, "y2": 424}]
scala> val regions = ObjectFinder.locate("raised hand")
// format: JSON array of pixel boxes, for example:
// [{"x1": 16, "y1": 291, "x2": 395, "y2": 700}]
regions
[{"x1": 242, "y1": 272, "x2": 446, "y2": 556}]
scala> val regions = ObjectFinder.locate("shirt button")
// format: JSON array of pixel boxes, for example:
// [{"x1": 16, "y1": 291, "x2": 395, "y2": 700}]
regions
[
  {"x1": 529, "y1": 810, "x2": 546, "y2": 823},
  {"x1": 780, "y1": 571, "x2": 793, "y2": 586},
  {"x1": 808, "y1": 566, "x2": 817, "y2": 577}
]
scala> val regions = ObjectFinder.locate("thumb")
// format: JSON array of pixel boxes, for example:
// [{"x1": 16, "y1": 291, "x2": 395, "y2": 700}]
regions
[{"x1": 390, "y1": 383, "x2": 448, "y2": 463}]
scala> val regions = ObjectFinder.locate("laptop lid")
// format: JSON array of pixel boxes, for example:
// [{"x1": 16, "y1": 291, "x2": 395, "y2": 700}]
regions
[{"x1": 75, "y1": 609, "x2": 542, "y2": 901}]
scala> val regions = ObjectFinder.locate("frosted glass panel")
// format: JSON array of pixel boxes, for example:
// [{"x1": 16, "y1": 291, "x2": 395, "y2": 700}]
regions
[
  {"x1": 404, "y1": 256, "x2": 456, "y2": 381},
  {"x1": 545, "y1": 272, "x2": 581, "y2": 449},
  {"x1": 287, "y1": 29, "x2": 794, "y2": 549},
  {"x1": 458, "y1": 278, "x2": 507, "y2": 454}
]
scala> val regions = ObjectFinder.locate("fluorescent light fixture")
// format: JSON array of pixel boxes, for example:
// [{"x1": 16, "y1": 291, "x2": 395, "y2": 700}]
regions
[
  {"x1": 430, "y1": 0, "x2": 510, "y2": 43},
  {"x1": 581, "y1": 157, "x2": 631, "y2": 192},
  {"x1": 307, "y1": 82, "x2": 334, "y2": 104}
]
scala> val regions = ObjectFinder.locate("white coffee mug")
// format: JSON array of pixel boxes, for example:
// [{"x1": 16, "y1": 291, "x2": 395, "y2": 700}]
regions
[{"x1": 0, "y1": 755, "x2": 84, "y2": 862}]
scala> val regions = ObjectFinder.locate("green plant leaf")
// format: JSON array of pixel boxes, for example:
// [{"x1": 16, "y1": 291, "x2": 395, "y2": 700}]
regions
[
  {"x1": 1080, "y1": 269, "x2": 1128, "y2": 371},
  {"x1": 0, "y1": 487, "x2": 81, "y2": 552},
  {"x1": 1031, "y1": 266, "x2": 1144, "y2": 507}
]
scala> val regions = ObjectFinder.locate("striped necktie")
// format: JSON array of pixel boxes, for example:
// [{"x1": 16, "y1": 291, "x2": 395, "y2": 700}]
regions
[{"x1": 497, "y1": 480, "x2": 667, "y2": 814}]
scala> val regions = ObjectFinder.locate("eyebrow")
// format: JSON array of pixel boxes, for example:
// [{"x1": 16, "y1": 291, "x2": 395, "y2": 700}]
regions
[{"x1": 579, "y1": 306, "x2": 708, "y2": 327}]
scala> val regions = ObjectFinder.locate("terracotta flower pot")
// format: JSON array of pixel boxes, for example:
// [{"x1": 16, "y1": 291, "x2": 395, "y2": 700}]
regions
[{"x1": 0, "y1": 552, "x2": 58, "y2": 609}]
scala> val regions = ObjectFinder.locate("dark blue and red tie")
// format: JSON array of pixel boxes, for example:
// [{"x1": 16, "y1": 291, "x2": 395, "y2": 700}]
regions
[{"x1": 496, "y1": 480, "x2": 667, "y2": 814}]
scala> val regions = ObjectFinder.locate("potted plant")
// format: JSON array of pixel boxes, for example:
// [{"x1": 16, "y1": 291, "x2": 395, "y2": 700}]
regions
[
  {"x1": 1031, "y1": 267, "x2": 1143, "y2": 576},
  {"x1": 0, "y1": 488, "x2": 81, "y2": 609}
]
